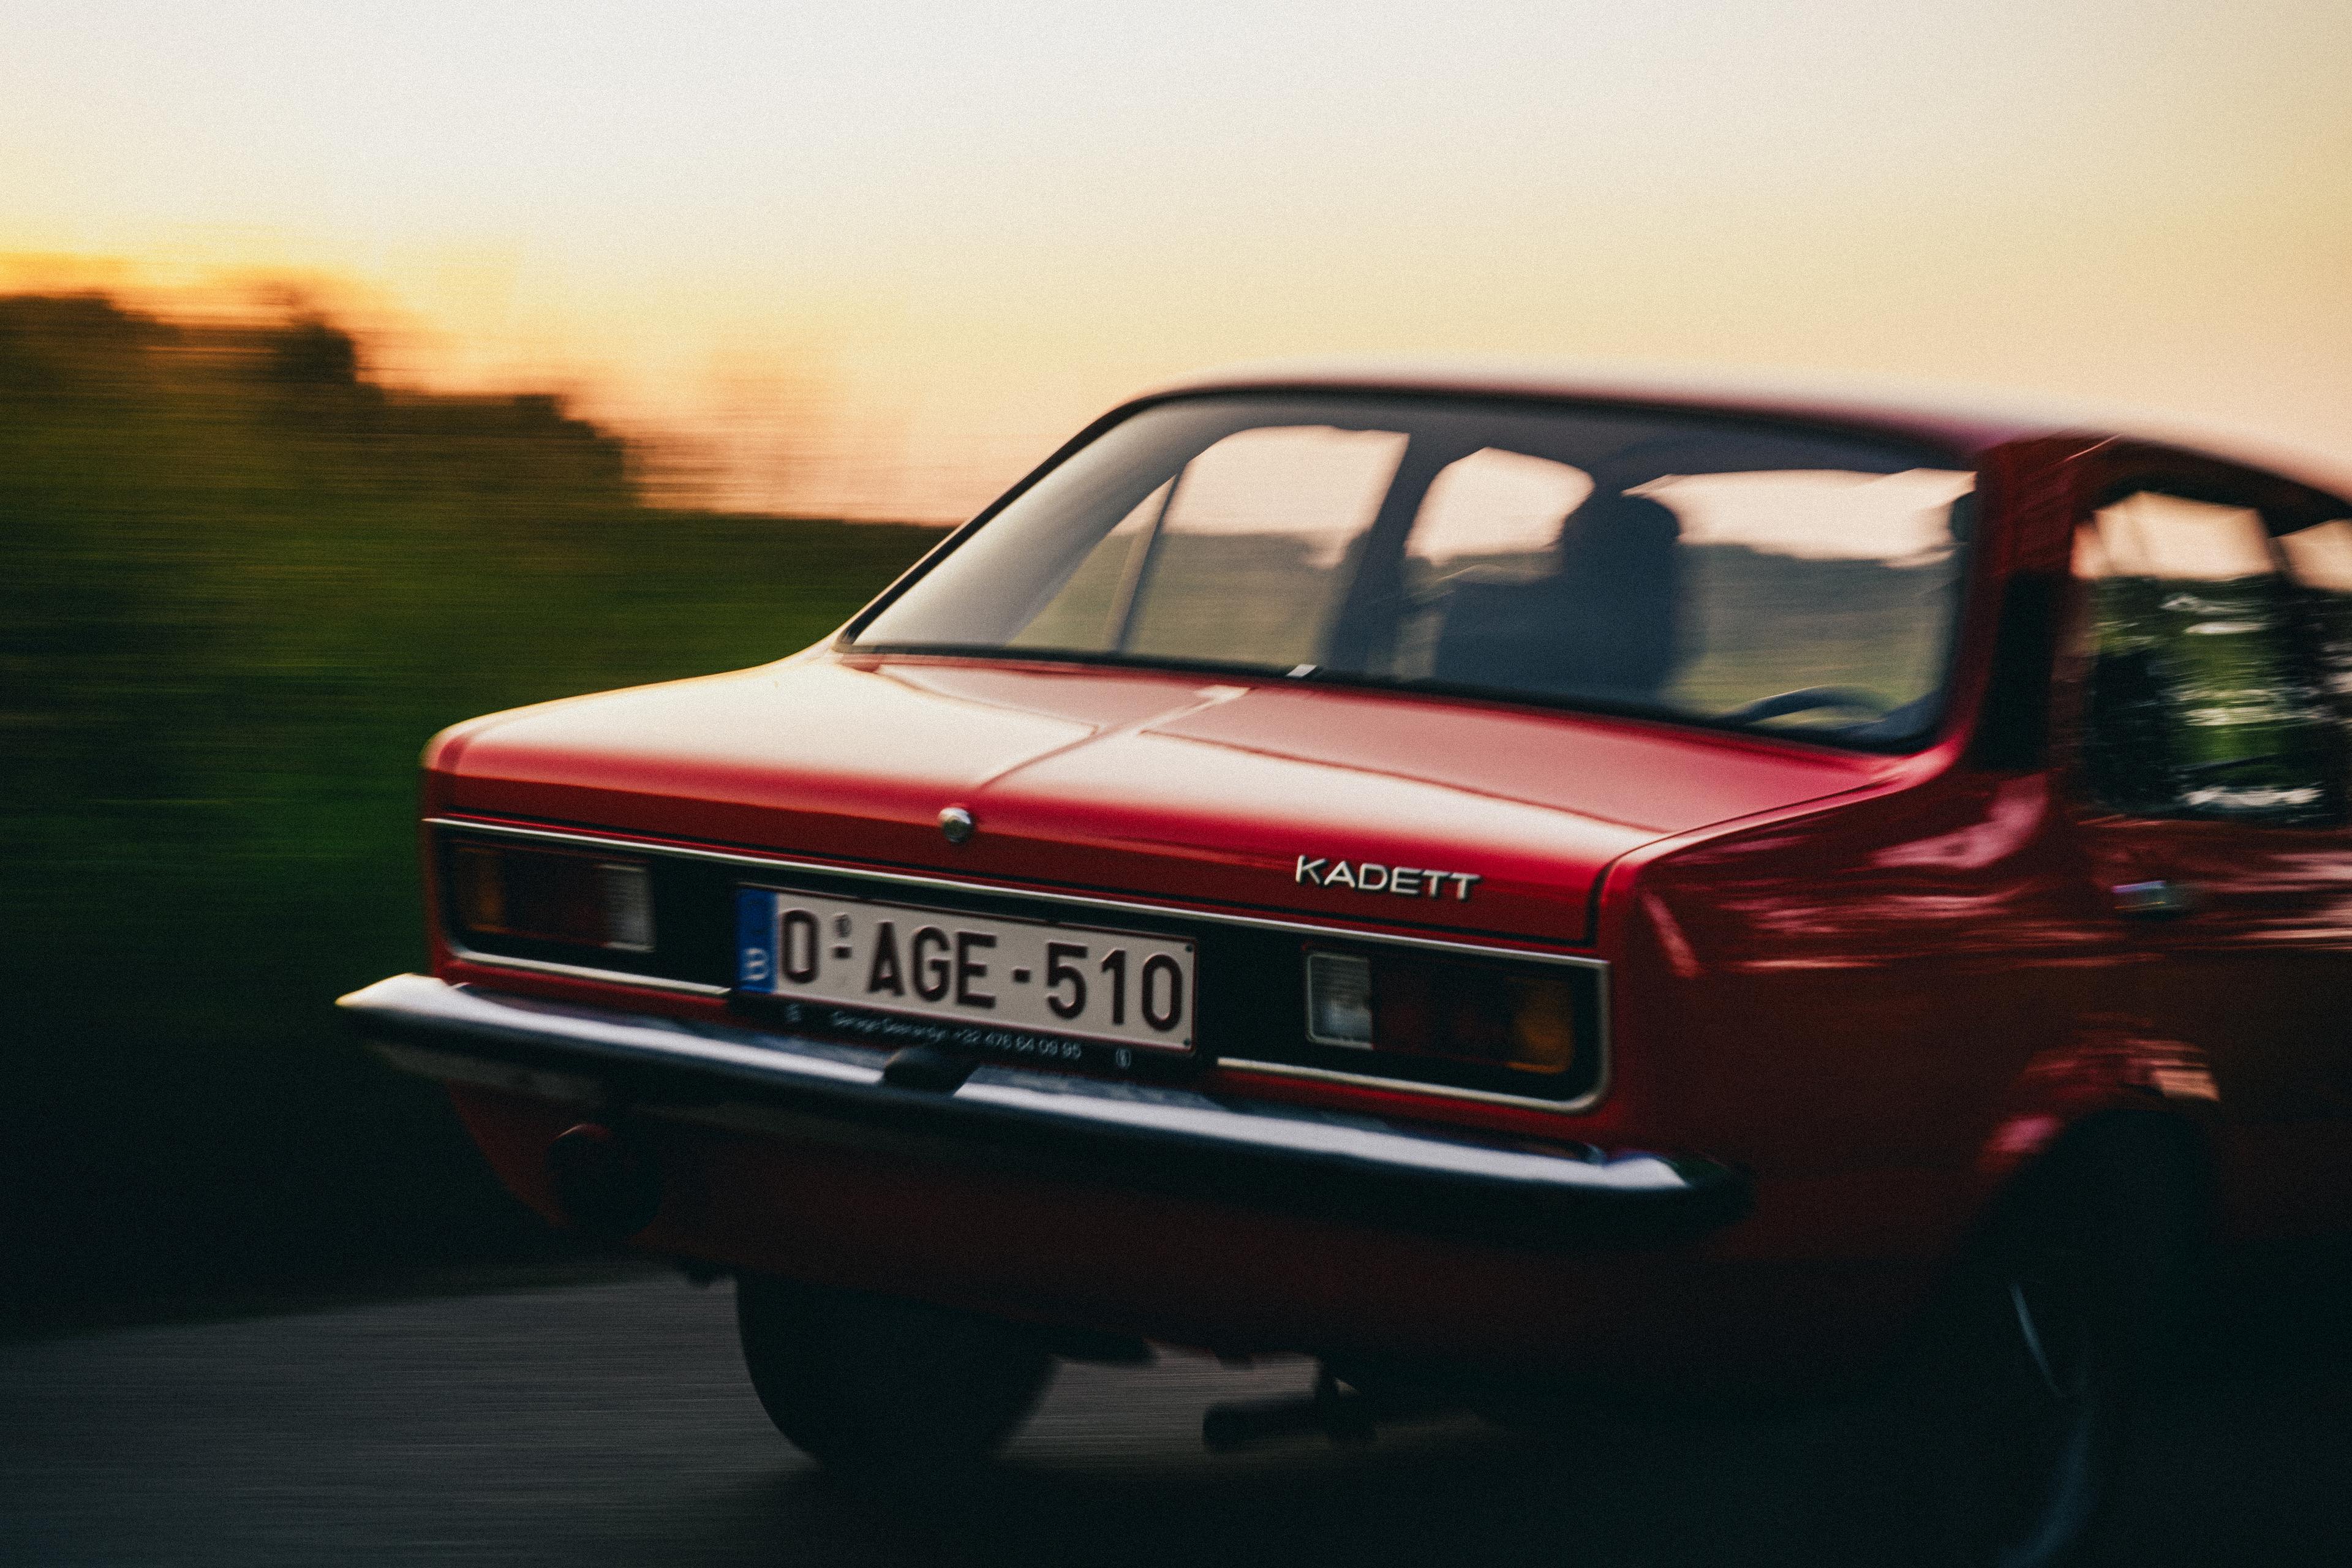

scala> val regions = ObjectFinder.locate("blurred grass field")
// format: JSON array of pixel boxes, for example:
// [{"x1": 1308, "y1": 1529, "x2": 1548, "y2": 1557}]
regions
[{"x1": 1, "y1": 293, "x2": 944, "y2": 1330}]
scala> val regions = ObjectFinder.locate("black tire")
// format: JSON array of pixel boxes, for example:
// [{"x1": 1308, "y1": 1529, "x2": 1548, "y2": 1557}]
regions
[
  {"x1": 734, "y1": 1272, "x2": 1055, "y2": 1476},
  {"x1": 1915, "y1": 1115, "x2": 2200, "y2": 1568}
]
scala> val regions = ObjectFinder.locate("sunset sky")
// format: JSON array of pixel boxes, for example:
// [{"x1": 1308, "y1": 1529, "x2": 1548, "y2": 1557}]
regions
[{"x1": 6, "y1": 0, "x2": 2348, "y2": 519}]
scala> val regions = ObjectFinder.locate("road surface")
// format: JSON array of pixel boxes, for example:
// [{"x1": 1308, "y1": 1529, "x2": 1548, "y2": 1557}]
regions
[{"x1": 5, "y1": 1268, "x2": 2346, "y2": 1564}]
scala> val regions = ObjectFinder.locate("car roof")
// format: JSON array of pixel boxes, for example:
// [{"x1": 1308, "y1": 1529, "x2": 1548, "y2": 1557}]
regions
[{"x1": 1133, "y1": 360, "x2": 2352, "y2": 502}]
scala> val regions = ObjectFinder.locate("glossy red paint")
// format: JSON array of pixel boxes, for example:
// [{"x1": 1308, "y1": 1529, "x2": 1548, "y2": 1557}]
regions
[
  {"x1": 388, "y1": 373, "x2": 2351, "y2": 1385},
  {"x1": 429, "y1": 654, "x2": 1890, "y2": 948}
]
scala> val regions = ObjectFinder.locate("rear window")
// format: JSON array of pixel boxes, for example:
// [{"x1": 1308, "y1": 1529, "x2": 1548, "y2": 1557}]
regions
[{"x1": 853, "y1": 394, "x2": 1974, "y2": 748}]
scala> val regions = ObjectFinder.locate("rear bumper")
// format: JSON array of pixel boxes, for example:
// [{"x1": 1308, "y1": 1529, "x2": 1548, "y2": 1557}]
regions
[{"x1": 339, "y1": 973, "x2": 1747, "y2": 1252}]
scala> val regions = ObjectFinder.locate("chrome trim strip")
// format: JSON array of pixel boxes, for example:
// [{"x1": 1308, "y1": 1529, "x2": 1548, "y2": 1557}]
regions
[
  {"x1": 349, "y1": 973, "x2": 889, "y2": 1087},
  {"x1": 439, "y1": 939, "x2": 732, "y2": 997},
  {"x1": 340, "y1": 974, "x2": 1705, "y2": 1207},
  {"x1": 368, "y1": 1038, "x2": 611, "y2": 1106},
  {"x1": 428, "y1": 815, "x2": 1611, "y2": 1115},
  {"x1": 950, "y1": 1069, "x2": 1679, "y2": 1191},
  {"x1": 1219, "y1": 1053, "x2": 1611, "y2": 1114}
]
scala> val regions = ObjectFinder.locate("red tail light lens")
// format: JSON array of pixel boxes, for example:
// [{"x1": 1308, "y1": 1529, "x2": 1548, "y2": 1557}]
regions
[
  {"x1": 1305, "y1": 947, "x2": 1578, "y2": 1077},
  {"x1": 448, "y1": 843, "x2": 655, "y2": 952}
]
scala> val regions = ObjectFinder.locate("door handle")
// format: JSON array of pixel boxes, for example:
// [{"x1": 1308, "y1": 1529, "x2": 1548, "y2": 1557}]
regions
[{"x1": 2111, "y1": 879, "x2": 2198, "y2": 919}]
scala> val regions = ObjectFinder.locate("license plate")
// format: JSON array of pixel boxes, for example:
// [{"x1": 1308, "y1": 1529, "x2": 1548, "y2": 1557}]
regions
[{"x1": 734, "y1": 888, "x2": 1196, "y2": 1054}]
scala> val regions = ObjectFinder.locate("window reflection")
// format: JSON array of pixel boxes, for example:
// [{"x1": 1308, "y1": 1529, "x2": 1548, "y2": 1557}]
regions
[
  {"x1": 2278, "y1": 519, "x2": 2352, "y2": 717},
  {"x1": 859, "y1": 396, "x2": 1976, "y2": 748},
  {"x1": 1125, "y1": 426, "x2": 1406, "y2": 668},
  {"x1": 2077, "y1": 492, "x2": 2343, "y2": 824}
]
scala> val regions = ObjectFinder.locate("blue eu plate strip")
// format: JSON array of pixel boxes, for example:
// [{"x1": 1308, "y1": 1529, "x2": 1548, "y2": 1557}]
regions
[{"x1": 734, "y1": 889, "x2": 776, "y2": 991}]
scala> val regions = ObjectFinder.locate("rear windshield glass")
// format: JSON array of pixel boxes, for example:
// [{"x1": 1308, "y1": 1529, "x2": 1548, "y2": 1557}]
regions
[{"x1": 852, "y1": 394, "x2": 1973, "y2": 747}]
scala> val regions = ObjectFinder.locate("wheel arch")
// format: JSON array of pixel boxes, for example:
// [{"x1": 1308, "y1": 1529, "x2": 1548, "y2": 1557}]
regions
[
  {"x1": 1974, "y1": 1020, "x2": 2221, "y2": 1198},
  {"x1": 1961, "y1": 1020, "x2": 2224, "y2": 1297}
]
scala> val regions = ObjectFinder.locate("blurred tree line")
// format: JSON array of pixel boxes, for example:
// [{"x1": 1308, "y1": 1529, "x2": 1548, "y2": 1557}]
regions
[{"x1": 0, "y1": 293, "x2": 943, "y2": 1332}]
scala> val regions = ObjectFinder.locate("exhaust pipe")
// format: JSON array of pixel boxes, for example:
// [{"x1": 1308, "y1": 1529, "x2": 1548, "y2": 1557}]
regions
[
  {"x1": 1203, "y1": 1366, "x2": 1458, "y2": 1452},
  {"x1": 545, "y1": 1122, "x2": 665, "y2": 1239}
]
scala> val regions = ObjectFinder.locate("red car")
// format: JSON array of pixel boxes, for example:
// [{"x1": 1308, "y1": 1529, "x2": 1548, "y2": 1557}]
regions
[{"x1": 344, "y1": 367, "x2": 2352, "y2": 1564}]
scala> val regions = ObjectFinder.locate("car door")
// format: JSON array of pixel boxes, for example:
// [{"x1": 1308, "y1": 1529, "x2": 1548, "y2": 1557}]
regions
[{"x1": 2067, "y1": 474, "x2": 2352, "y2": 1242}]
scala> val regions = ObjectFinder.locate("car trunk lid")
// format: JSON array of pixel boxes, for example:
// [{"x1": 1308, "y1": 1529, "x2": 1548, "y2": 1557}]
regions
[{"x1": 434, "y1": 653, "x2": 1888, "y2": 945}]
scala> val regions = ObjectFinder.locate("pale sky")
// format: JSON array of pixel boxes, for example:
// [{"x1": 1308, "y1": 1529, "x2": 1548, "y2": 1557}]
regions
[{"x1": 5, "y1": 0, "x2": 2349, "y2": 519}]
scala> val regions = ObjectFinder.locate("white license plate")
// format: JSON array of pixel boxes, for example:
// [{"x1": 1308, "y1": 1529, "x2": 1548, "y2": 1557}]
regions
[{"x1": 734, "y1": 888, "x2": 1196, "y2": 1054}]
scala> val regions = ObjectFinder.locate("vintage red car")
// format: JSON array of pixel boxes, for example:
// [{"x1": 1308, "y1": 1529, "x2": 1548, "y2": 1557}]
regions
[{"x1": 342, "y1": 366, "x2": 2352, "y2": 1564}]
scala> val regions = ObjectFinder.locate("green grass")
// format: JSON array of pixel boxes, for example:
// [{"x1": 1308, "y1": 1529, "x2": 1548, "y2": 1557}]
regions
[{"x1": 0, "y1": 292, "x2": 944, "y2": 1328}]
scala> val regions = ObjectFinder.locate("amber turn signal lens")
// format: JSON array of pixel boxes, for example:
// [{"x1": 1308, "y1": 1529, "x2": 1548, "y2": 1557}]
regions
[
  {"x1": 448, "y1": 843, "x2": 655, "y2": 952},
  {"x1": 1303, "y1": 947, "x2": 1576, "y2": 1076}
]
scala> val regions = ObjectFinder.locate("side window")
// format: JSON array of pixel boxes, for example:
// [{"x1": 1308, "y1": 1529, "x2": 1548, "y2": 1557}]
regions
[
  {"x1": 2277, "y1": 519, "x2": 2352, "y2": 722},
  {"x1": 2076, "y1": 491, "x2": 2342, "y2": 824}
]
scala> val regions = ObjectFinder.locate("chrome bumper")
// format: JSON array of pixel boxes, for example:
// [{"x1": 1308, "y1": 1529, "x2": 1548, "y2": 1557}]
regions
[{"x1": 339, "y1": 974, "x2": 1747, "y2": 1250}]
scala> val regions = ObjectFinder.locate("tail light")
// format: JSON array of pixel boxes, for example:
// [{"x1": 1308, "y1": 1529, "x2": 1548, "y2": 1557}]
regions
[
  {"x1": 429, "y1": 824, "x2": 1604, "y2": 1109},
  {"x1": 1305, "y1": 946, "x2": 1580, "y2": 1079},
  {"x1": 448, "y1": 842, "x2": 655, "y2": 952}
]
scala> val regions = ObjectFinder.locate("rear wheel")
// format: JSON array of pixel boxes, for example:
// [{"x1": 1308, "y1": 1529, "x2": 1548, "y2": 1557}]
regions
[
  {"x1": 735, "y1": 1273, "x2": 1055, "y2": 1476},
  {"x1": 1918, "y1": 1117, "x2": 2199, "y2": 1567}
]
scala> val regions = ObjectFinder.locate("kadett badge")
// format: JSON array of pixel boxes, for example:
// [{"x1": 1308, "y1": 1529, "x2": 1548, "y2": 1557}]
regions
[{"x1": 1295, "y1": 855, "x2": 1480, "y2": 902}]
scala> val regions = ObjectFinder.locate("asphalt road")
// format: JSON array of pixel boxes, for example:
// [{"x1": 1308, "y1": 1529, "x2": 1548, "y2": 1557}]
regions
[{"x1": 5, "y1": 1269, "x2": 2347, "y2": 1567}]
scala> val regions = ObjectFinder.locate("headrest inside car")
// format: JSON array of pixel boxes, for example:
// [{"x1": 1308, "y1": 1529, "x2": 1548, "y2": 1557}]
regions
[{"x1": 1430, "y1": 492, "x2": 1683, "y2": 704}]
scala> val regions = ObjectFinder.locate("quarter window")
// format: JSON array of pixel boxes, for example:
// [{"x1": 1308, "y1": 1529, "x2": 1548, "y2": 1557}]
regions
[
  {"x1": 2278, "y1": 519, "x2": 2352, "y2": 722},
  {"x1": 2076, "y1": 491, "x2": 2343, "y2": 824}
]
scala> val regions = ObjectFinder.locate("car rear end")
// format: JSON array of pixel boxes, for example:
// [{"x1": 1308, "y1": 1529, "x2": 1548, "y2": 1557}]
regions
[{"x1": 345, "y1": 374, "x2": 1998, "y2": 1391}]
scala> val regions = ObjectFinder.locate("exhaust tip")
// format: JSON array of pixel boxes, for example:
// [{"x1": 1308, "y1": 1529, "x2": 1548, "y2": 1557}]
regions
[{"x1": 545, "y1": 1123, "x2": 664, "y2": 1239}]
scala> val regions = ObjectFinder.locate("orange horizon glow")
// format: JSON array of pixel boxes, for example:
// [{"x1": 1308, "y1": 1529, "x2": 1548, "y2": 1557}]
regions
[{"x1": 7, "y1": 1, "x2": 2349, "y2": 522}]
